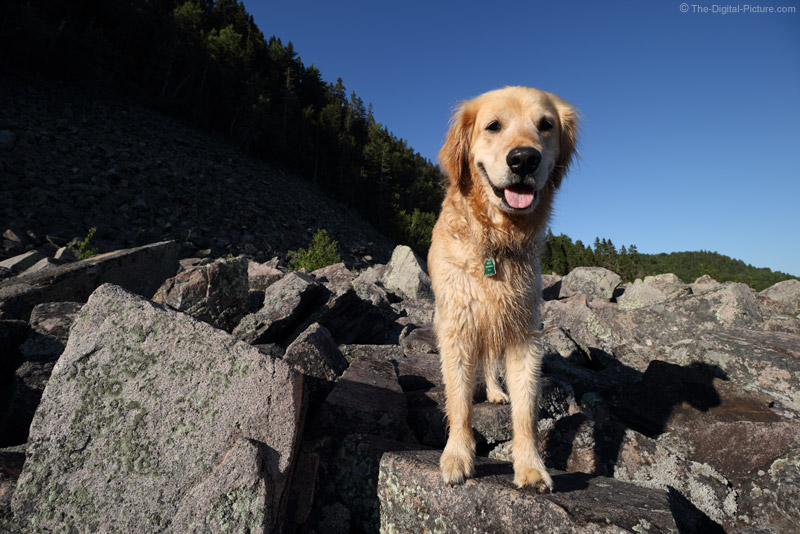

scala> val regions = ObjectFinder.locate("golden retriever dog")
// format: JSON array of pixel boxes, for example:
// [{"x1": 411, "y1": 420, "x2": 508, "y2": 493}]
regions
[{"x1": 428, "y1": 86, "x2": 578, "y2": 492}]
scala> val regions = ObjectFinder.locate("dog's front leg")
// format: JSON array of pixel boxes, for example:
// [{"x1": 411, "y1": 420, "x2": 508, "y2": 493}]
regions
[
  {"x1": 505, "y1": 338, "x2": 553, "y2": 493},
  {"x1": 439, "y1": 337, "x2": 477, "y2": 485}
]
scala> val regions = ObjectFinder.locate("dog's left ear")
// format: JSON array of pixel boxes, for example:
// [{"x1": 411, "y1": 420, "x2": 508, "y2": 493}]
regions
[
  {"x1": 439, "y1": 102, "x2": 475, "y2": 194},
  {"x1": 550, "y1": 98, "x2": 580, "y2": 189}
]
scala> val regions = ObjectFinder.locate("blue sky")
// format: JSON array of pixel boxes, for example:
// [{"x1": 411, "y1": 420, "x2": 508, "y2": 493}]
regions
[{"x1": 244, "y1": 0, "x2": 800, "y2": 276}]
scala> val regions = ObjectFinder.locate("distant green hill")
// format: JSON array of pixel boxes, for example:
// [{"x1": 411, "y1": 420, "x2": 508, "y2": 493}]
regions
[{"x1": 541, "y1": 231, "x2": 797, "y2": 291}]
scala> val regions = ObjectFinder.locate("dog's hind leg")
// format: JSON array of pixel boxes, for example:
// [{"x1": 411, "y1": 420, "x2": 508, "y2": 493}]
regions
[
  {"x1": 484, "y1": 355, "x2": 509, "y2": 404},
  {"x1": 505, "y1": 338, "x2": 553, "y2": 493},
  {"x1": 439, "y1": 337, "x2": 477, "y2": 485}
]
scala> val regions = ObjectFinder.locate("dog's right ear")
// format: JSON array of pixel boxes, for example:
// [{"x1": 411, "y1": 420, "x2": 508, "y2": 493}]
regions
[{"x1": 438, "y1": 102, "x2": 474, "y2": 193}]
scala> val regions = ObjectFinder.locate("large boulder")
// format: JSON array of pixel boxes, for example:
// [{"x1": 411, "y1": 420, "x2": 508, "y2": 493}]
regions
[
  {"x1": 665, "y1": 420, "x2": 800, "y2": 531},
  {"x1": 12, "y1": 284, "x2": 304, "y2": 534},
  {"x1": 616, "y1": 279, "x2": 669, "y2": 310},
  {"x1": 152, "y1": 255, "x2": 249, "y2": 332},
  {"x1": 382, "y1": 245, "x2": 433, "y2": 300},
  {"x1": 378, "y1": 450, "x2": 721, "y2": 533},
  {"x1": 560, "y1": 267, "x2": 620, "y2": 302},
  {"x1": 760, "y1": 279, "x2": 800, "y2": 315}
]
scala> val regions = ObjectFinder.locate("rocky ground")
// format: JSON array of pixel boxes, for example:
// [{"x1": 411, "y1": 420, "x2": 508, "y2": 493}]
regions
[
  {"x1": 2, "y1": 75, "x2": 800, "y2": 533},
  {"x1": 1, "y1": 238, "x2": 799, "y2": 533},
  {"x1": 0, "y1": 74, "x2": 394, "y2": 269}
]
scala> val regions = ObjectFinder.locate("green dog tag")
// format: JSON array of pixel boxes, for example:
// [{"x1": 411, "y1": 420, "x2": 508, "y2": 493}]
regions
[{"x1": 483, "y1": 257, "x2": 496, "y2": 277}]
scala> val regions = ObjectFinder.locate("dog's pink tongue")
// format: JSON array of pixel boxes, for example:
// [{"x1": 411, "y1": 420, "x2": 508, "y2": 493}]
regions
[{"x1": 504, "y1": 188, "x2": 535, "y2": 209}]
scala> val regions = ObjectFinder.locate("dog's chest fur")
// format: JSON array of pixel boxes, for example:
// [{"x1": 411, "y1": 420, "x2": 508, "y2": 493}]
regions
[{"x1": 429, "y1": 197, "x2": 544, "y2": 356}]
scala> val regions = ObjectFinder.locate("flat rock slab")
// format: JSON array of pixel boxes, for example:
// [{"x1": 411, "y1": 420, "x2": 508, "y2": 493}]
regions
[
  {"x1": 0, "y1": 240, "x2": 179, "y2": 321},
  {"x1": 379, "y1": 450, "x2": 720, "y2": 533},
  {"x1": 314, "y1": 353, "x2": 413, "y2": 442},
  {"x1": 12, "y1": 284, "x2": 304, "y2": 534}
]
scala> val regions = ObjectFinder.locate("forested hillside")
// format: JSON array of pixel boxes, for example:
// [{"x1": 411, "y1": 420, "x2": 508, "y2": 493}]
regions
[
  {"x1": 3, "y1": 1, "x2": 794, "y2": 290},
  {"x1": 541, "y1": 231, "x2": 797, "y2": 291},
  {"x1": 2, "y1": 0, "x2": 444, "y2": 253}
]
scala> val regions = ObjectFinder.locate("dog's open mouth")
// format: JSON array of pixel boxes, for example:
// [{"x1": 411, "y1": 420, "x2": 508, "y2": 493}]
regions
[{"x1": 492, "y1": 184, "x2": 537, "y2": 210}]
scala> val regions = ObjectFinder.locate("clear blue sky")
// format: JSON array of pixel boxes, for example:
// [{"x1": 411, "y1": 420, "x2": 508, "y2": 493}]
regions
[{"x1": 244, "y1": 0, "x2": 800, "y2": 276}]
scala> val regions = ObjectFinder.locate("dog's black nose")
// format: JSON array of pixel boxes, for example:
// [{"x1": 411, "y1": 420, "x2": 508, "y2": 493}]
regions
[{"x1": 506, "y1": 146, "x2": 541, "y2": 176}]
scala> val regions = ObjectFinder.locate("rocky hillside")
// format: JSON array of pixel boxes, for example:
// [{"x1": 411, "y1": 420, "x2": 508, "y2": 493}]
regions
[
  {"x1": 1, "y1": 238, "x2": 799, "y2": 532},
  {"x1": 0, "y1": 75, "x2": 394, "y2": 269}
]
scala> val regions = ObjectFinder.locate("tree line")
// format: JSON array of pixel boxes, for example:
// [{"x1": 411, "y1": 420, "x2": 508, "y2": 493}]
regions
[
  {"x1": 2, "y1": 0, "x2": 444, "y2": 254},
  {"x1": 541, "y1": 231, "x2": 796, "y2": 291}
]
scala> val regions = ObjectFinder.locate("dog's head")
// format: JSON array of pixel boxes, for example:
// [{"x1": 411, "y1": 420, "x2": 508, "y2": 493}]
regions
[{"x1": 439, "y1": 86, "x2": 578, "y2": 216}]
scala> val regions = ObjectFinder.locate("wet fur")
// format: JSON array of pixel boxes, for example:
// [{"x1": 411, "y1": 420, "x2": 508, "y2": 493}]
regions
[{"x1": 428, "y1": 86, "x2": 578, "y2": 491}]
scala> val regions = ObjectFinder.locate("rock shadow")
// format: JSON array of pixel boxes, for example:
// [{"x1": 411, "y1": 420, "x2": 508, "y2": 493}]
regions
[{"x1": 543, "y1": 353, "x2": 728, "y2": 530}]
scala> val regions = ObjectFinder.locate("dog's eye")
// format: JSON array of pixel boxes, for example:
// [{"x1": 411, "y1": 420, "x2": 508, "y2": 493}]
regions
[
  {"x1": 538, "y1": 118, "x2": 554, "y2": 132},
  {"x1": 486, "y1": 120, "x2": 501, "y2": 132}
]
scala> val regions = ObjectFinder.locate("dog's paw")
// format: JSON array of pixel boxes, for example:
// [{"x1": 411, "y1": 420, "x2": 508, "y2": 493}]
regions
[
  {"x1": 440, "y1": 448, "x2": 475, "y2": 485},
  {"x1": 486, "y1": 387, "x2": 510, "y2": 404},
  {"x1": 514, "y1": 466, "x2": 553, "y2": 494}
]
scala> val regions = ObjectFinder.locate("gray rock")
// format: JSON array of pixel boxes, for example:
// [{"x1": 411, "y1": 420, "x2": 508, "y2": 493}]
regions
[
  {"x1": 560, "y1": 266, "x2": 621, "y2": 302},
  {"x1": 687, "y1": 282, "x2": 763, "y2": 328},
  {"x1": 395, "y1": 352, "x2": 441, "y2": 391},
  {"x1": 692, "y1": 274, "x2": 721, "y2": 293},
  {"x1": 284, "y1": 323, "x2": 347, "y2": 406},
  {"x1": 53, "y1": 246, "x2": 79, "y2": 263},
  {"x1": 643, "y1": 273, "x2": 692, "y2": 299},
  {"x1": 0, "y1": 251, "x2": 45, "y2": 274},
  {"x1": 665, "y1": 420, "x2": 800, "y2": 531},
  {"x1": 0, "y1": 444, "x2": 25, "y2": 530},
  {"x1": 0, "y1": 302, "x2": 83, "y2": 446},
  {"x1": 285, "y1": 323, "x2": 347, "y2": 382},
  {"x1": 382, "y1": 245, "x2": 433, "y2": 300},
  {"x1": 378, "y1": 449, "x2": 721, "y2": 533},
  {"x1": 247, "y1": 260, "x2": 284, "y2": 292},
  {"x1": 284, "y1": 451, "x2": 320, "y2": 530},
  {"x1": 314, "y1": 353, "x2": 414, "y2": 442},
  {"x1": 233, "y1": 271, "x2": 325, "y2": 345},
  {"x1": 399, "y1": 323, "x2": 437, "y2": 355},
  {"x1": 760, "y1": 279, "x2": 800, "y2": 315},
  {"x1": 19, "y1": 257, "x2": 62, "y2": 277},
  {"x1": 616, "y1": 279, "x2": 669, "y2": 310},
  {"x1": 11, "y1": 284, "x2": 304, "y2": 534},
  {"x1": 311, "y1": 262, "x2": 356, "y2": 293},
  {"x1": 331, "y1": 434, "x2": 425, "y2": 533},
  {"x1": 668, "y1": 329, "x2": 800, "y2": 416},
  {"x1": 405, "y1": 376, "x2": 576, "y2": 449},
  {"x1": 294, "y1": 284, "x2": 372, "y2": 345},
  {"x1": 541, "y1": 273, "x2": 562, "y2": 300},
  {"x1": 152, "y1": 255, "x2": 249, "y2": 332},
  {"x1": 392, "y1": 298, "x2": 435, "y2": 325},
  {"x1": 540, "y1": 414, "x2": 737, "y2": 526},
  {"x1": 29, "y1": 302, "x2": 83, "y2": 339},
  {"x1": 0, "y1": 240, "x2": 180, "y2": 321},
  {"x1": 405, "y1": 387, "x2": 446, "y2": 447},
  {"x1": 338, "y1": 344, "x2": 404, "y2": 364}
]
